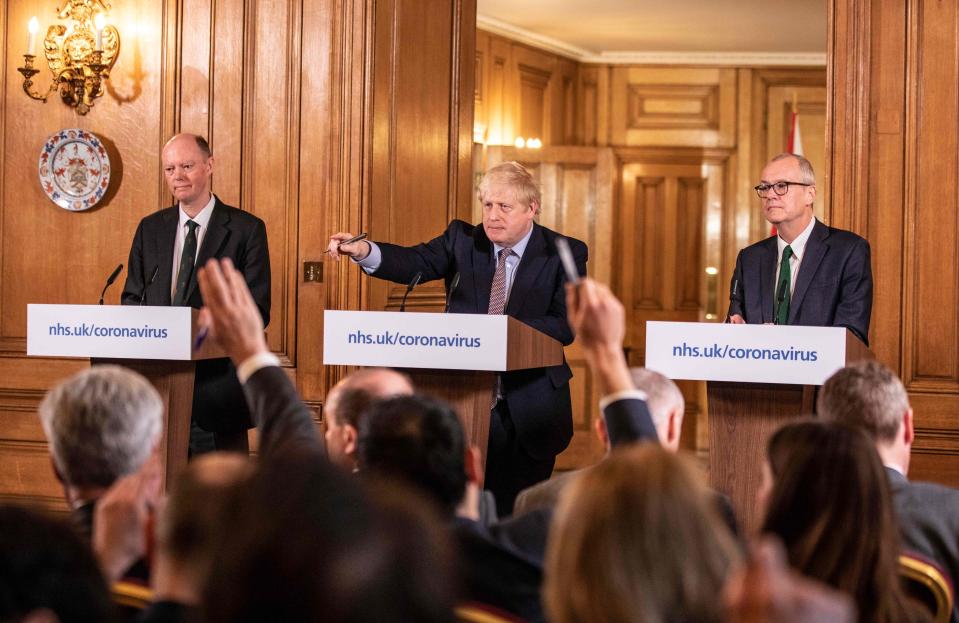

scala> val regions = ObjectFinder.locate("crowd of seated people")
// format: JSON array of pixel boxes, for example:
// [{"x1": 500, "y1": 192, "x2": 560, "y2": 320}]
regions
[{"x1": 1, "y1": 259, "x2": 954, "y2": 623}]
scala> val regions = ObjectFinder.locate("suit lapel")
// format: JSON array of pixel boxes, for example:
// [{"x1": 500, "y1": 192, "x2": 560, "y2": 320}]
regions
[
  {"x1": 183, "y1": 199, "x2": 231, "y2": 303},
  {"x1": 788, "y1": 220, "x2": 829, "y2": 324},
  {"x1": 505, "y1": 224, "x2": 547, "y2": 316},
  {"x1": 154, "y1": 208, "x2": 178, "y2": 306},
  {"x1": 471, "y1": 226, "x2": 495, "y2": 314},
  {"x1": 759, "y1": 237, "x2": 778, "y2": 323}
]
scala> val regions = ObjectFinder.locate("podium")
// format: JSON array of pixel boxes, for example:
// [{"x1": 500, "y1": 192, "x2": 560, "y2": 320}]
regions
[
  {"x1": 323, "y1": 310, "x2": 564, "y2": 469},
  {"x1": 27, "y1": 304, "x2": 224, "y2": 488},
  {"x1": 646, "y1": 321, "x2": 873, "y2": 531}
]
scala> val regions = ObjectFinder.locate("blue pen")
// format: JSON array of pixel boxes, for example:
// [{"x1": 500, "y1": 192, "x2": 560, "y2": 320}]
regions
[{"x1": 193, "y1": 326, "x2": 209, "y2": 351}]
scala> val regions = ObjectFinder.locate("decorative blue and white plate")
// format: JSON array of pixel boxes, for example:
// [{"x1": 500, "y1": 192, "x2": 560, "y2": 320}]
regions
[{"x1": 38, "y1": 128, "x2": 111, "y2": 211}]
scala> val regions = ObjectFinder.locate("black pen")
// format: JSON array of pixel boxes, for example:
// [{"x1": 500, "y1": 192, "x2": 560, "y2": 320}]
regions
[{"x1": 326, "y1": 232, "x2": 368, "y2": 253}]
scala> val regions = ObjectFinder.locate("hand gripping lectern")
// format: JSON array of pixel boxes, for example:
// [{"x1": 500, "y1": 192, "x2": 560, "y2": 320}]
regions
[
  {"x1": 645, "y1": 321, "x2": 873, "y2": 532},
  {"x1": 323, "y1": 310, "x2": 564, "y2": 471},
  {"x1": 27, "y1": 304, "x2": 225, "y2": 489}
]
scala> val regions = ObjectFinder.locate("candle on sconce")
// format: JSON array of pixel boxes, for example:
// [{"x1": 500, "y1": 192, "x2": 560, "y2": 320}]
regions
[
  {"x1": 27, "y1": 17, "x2": 38, "y2": 55},
  {"x1": 94, "y1": 13, "x2": 105, "y2": 50}
]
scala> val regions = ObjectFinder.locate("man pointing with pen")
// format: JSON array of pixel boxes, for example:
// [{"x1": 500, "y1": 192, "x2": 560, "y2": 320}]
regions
[{"x1": 328, "y1": 161, "x2": 587, "y2": 515}]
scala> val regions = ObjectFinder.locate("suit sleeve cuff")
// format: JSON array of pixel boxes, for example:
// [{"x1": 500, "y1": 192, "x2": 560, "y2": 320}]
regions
[
  {"x1": 352, "y1": 241, "x2": 381, "y2": 274},
  {"x1": 599, "y1": 389, "x2": 649, "y2": 411},
  {"x1": 236, "y1": 352, "x2": 282, "y2": 384}
]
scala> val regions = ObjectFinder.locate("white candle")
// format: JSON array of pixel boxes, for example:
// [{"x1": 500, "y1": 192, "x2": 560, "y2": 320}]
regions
[
  {"x1": 94, "y1": 13, "x2": 105, "y2": 50},
  {"x1": 27, "y1": 17, "x2": 38, "y2": 55}
]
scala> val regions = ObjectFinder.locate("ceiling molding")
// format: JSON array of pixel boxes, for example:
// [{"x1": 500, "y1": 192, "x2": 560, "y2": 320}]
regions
[{"x1": 476, "y1": 14, "x2": 827, "y2": 67}]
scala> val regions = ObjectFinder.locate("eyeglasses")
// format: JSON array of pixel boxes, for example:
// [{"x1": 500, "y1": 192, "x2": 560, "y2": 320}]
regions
[{"x1": 754, "y1": 181, "x2": 812, "y2": 198}]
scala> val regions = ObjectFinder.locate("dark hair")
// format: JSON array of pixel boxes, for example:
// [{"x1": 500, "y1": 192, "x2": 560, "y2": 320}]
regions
[
  {"x1": 762, "y1": 420, "x2": 920, "y2": 623},
  {"x1": 202, "y1": 449, "x2": 455, "y2": 623},
  {"x1": 357, "y1": 394, "x2": 467, "y2": 515},
  {"x1": 194, "y1": 135, "x2": 212, "y2": 158},
  {"x1": 0, "y1": 504, "x2": 115, "y2": 622},
  {"x1": 334, "y1": 387, "x2": 376, "y2": 428}
]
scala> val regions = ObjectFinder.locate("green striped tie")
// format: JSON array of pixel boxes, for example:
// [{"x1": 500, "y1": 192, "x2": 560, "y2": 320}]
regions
[{"x1": 775, "y1": 245, "x2": 794, "y2": 325}]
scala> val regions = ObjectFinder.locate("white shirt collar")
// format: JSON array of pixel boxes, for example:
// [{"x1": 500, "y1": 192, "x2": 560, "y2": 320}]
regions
[
  {"x1": 178, "y1": 194, "x2": 216, "y2": 229},
  {"x1": 492, "y1": 222, "x2": 535, "y2": 259},
  {"x1": 777, "y1": 216, "x2": 816, "y2": 260},
  {"x1": 883, "y1": 461, "x2": 906, "y2": 476}
]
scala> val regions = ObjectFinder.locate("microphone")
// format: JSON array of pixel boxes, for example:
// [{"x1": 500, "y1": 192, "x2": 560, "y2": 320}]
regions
[
  {"x1": 98, "y1": 264, "x2": 123, "y2": 305},
  {"x1": 724, "y1": 278, "x2": 740, "y2": 324},
  {"x1": 774, "y1": 279, "x2": 787, "y2": 324},
  {"x1": 399, "y1": 272, "x2": 422, "y2": 312},
  {"x1": 444, "y1": 272, "x2": 460, "y2": 313},
  {"x1": 139, "y1": 265, "x2": 159, "y2": 305}
]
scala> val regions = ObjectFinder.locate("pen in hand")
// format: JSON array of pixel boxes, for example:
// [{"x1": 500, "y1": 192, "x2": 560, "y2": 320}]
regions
[{"x1": 325, "y1": 232, "x2": 368, "y2": 254}]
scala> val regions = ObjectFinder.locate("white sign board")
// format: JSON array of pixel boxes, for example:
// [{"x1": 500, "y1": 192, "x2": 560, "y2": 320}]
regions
[
  {"x1": 323, "y1": 310, "x2": 509, "y2": 371},
  {"x1": 28, "y1": 304, "x2": 194, "y2": 360},
  {"x1": 645, "y1": 321, "x2": 849, "y2": 385}
]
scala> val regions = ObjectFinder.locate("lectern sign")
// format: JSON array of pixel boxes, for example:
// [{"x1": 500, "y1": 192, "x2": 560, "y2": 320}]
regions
[
  {"x1": 28, "y1": 304, "x2": 194, "y2": 360},
  {"x1": 645, "y1": 321, "x2": 849, "y2": 385},
  {"x1": 324, "y1": 310, "x2": 509, "y2": 371}
]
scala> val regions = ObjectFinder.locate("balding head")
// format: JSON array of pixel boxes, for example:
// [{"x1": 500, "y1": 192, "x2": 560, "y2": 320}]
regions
[
  {"x1": 325, "y1": 368, "x2": 413, "y2": 469},
  {"x1": 630, "y1": 368, "x2": 684, "y2": 451}
]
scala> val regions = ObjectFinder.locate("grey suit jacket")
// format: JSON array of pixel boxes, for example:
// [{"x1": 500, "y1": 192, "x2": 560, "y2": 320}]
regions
[{"x1": 888, "y1": 467, "x2": 959, "y2": 623}]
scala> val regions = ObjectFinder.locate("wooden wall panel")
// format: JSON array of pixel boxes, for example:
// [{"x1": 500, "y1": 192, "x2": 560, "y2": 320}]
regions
[
  {"x1": 609, "y1": 67, "x2": 737, "y2": 147},
  {"x1": 829, "y1": 0, "x2": 959, "y2": 486}
]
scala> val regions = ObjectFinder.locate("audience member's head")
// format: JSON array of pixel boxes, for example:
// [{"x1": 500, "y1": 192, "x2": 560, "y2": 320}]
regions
[
  {"x1": 202, "y1": 449, "x2": 455, "y2": 623},
  {"x1": 153, "y1": 453, "x2": 254, "y2": 605},
  {"x1": 38, "y1": 366, "x2": 163, "y2": 502},
  {"x1": 760, "y1": 420, "x2": 920, "y2": 623},
  {"x1": 545, "y1": 445, "x2": 739, "y2": 623},
  {"x1": 628, "y1": 367, "x2": 684, "y2": 451},
  {"x1": 0, "y1": 504, "x2": 115, "y2": 623},
  {"x1": 357, "y1": 394, "x2": 467, "y2": 516},
  {"x1": 818, "y1": 360, "x2": 913, "y2": 474},
  {"x1": 325, "y1": 368, "x2": 413, "y2": 469}
]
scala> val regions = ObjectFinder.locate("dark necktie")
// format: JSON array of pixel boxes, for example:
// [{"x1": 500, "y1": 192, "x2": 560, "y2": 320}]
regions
[
  {"x1": 172, "y1": 220, "x2": 199, "y2": 306},
  {"x1": 775, "y1": 245, "x2": 794, "y2": 325},
  {"x1": 488, "y1": 248, "x2": 513, "y2": 315}
]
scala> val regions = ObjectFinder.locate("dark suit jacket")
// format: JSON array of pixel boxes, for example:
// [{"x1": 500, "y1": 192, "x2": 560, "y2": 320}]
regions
[
  {"x1": 887, "y1": 467, "x2": 959, "y2": 623},
  {"x1": 372, "y1": 219, "x2": 588, "y2": 460},
  {"x1": 727, "y1": 219, "x2": 873, "y2": 344},
  {"x1": 120, "y1": 197, "x2": 271, "y2": 432}
]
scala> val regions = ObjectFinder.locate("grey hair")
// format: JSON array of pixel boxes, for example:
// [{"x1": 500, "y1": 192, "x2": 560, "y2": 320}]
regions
[
  {"x1": 38, "y1": 365, "x2": 163, "y2": 488},
  {"x1": 817, "y1": 360, "x2": 909, "y2": 443},
  {"x1": 629, "y1": 368, "x2": 685, "y2": 426},
  {"x1": 770, "y1": 152, "x2": 816, "y2": 185}
]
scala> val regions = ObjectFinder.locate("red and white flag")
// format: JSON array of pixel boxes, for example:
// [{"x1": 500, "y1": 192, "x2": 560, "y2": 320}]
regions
[{"x1": 770, "y1": 104, "x2": 804, "y2": 237}]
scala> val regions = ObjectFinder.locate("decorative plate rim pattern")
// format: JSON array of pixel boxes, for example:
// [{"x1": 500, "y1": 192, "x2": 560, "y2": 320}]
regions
[{"x1": 38, "y1": 128, "x2": 111, "y2": 212}]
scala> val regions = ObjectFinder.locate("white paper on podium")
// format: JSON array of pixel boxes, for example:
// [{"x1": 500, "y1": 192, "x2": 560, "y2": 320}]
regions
[
  {"x1": 323, "y1": 310, "x2": 509, "y2": 371},
  {"x1": 645, "y1": 321, "x2": 848, "y2": 385},
  {"x1": 27, "y1": 304, "x2": 194, "y2": 360}
]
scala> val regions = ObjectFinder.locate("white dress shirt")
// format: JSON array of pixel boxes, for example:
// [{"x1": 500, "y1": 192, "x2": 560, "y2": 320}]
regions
[{"x1": 775, "y1": 216, "x2": 817, "y2": 296}]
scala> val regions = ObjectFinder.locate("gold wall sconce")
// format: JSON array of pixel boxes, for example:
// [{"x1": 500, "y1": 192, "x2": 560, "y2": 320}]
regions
[{"x1": 17, "y1": 1, "x2": 120, "y2": 115}]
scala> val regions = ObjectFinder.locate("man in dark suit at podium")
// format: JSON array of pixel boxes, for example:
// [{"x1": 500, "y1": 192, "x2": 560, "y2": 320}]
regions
[
  {"x1": 727, "y1": 153, "x2": 872, "y2": 344},
  {"x1": 327, "y1": 162, "x2": 587, "y2": 514},
  {"x1": 120, "y1": 134, "x2": 271, "y2": 454}
]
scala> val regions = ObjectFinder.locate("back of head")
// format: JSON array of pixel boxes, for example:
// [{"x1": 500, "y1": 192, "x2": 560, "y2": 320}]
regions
[
  {"x1": 629, "y1": 368, "x2": 684, "y2": 423},
  {"x1": 545, "y1": 445, "x2": 738, "y2": 623},
  {"x1": 761, "y1": 420, "x2": 912, "y2": 623},
  {"x1": 0, "y1": 504, "x2": 114, "y2": 623},
  {"x1": 818, "y1": 360, "x2": 909, "y2": 443},
  {"x1": 327, "y1": 368, "x2": 413, "y2": 428},
  {"x1": 202, "y1": 449, "x2": 455, "y2": 623},
  {"x1": 357, "y1": 394, "x2": 467, "y2": 515},
  {"x1": 157, "y1": 454, "x2": 253, "y2": 581},
  {"x1": 38, "y1": 366, "x2": 163, "y2": 488}
]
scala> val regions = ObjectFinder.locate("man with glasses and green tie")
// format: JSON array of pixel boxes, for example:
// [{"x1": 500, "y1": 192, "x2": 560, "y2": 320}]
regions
[{"x1": 726, "y1": 153, "x2": 872, "y2": 344}]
